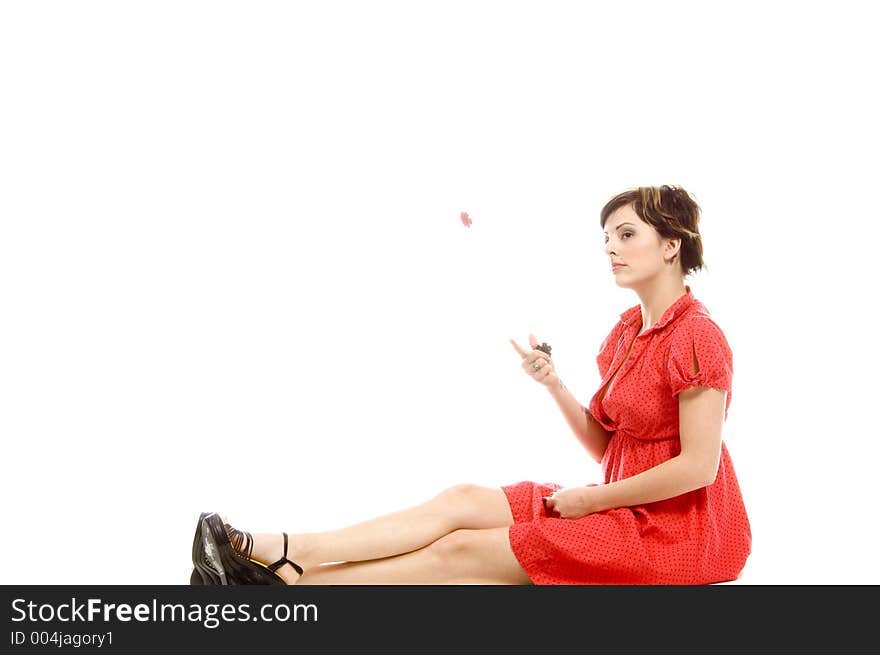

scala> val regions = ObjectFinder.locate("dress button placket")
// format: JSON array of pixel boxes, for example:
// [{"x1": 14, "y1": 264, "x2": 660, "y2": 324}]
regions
[{"x1": 622, "y1": 333, "x2": 645, "y2": 372}]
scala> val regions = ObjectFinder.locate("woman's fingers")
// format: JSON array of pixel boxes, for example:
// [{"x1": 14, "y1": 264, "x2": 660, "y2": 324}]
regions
[
  {"x1": 512, "y1": 336, "x2": 557, "y2": 387},
  {"x1": 511, "y1": 336, "x2": 551, "y2": 362},
  {"x1": 509, "y1": 338, "x2": 528, "y2": 359},
  {"x1": 522, "y1": 353, "x2": 551, "y2": 371},
  {"x1": 543, "y1": 495, "x2": 560, "y2": 517}
]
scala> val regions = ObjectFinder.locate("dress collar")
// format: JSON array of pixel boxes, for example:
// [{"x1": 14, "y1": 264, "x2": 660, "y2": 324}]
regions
[{"x1": 619, "y1": 285, "x2": 695, "y2": 334}]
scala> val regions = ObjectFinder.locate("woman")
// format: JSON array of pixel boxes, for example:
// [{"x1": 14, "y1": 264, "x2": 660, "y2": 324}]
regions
[{"x1": 191, "y1": 185, "x2": 751, "y2": 585}]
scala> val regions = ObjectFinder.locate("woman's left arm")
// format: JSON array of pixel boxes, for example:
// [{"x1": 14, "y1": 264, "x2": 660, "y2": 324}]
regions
[{"x1": 547, "y1": 386, "x2": 726, "y2": 518}]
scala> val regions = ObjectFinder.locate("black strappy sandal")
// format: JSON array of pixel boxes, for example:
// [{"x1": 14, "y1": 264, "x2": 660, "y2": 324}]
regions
[{"x1": 194, "y1": 512, "x2": 302, "y2": 585}]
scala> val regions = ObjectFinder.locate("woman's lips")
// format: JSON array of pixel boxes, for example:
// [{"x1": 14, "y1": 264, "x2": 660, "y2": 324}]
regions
[{"x1": 611, "y1": 263, "x2": 626, "y2": 271}]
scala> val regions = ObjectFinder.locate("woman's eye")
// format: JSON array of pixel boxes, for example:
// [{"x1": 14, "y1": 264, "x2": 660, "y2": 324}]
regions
[{"x1": 604, "y1": 232, "x2": 633, "y2": 243}]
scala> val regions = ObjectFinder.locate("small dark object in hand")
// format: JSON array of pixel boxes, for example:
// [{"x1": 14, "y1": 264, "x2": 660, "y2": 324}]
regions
[{"x1": 535, "y1": 342, "x2": 552, "y2": 356}]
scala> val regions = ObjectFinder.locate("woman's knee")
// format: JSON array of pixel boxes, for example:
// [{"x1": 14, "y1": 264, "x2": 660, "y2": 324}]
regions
[
  {"x1": 433, "y1": 484, "x2": 504, "y2": 526},
  {"x1": 435, "y1": 483, "x2": 484, "y2": 507}
]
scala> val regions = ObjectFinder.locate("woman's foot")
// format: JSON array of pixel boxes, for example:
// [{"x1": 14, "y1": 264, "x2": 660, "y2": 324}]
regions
[{"x1": 223, "y1": 518, "x2": 304, "y2": 585}]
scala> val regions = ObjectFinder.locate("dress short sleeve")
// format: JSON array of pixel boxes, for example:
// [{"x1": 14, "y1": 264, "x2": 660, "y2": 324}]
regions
[{"x1": 667, "y1": 317, "x2": 733, "y2": 397}]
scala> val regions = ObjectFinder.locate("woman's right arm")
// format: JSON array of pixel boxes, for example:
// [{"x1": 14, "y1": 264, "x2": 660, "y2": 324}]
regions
[{"x1": 547, "y1": 380, "x2": 612, "y2": 463}]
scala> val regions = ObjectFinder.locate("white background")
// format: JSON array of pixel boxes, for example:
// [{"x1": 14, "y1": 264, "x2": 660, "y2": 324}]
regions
[{"x1": 1, "y1": 1, "x2": 877, "y2": 585}]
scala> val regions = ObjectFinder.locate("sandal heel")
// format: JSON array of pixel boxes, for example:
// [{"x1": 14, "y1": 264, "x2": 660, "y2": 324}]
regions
[
  {"x1": 190, "y1": 512, "x2": 208, "y2": 585},
  {"x1": 190, "y1": 512, "x2": 226, "y2": 585},
  {"x1": 201, "y1": 520, "x2": 229, "y2": 585}
]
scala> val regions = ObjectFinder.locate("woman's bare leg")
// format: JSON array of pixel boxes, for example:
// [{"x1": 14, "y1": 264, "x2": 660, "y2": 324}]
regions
[
  {"x1": 240, "y1": 484, "x2": 515, "y2": 582},
  {"x1": 296, "y1": 527, "x2": 531, "y2": 585}
]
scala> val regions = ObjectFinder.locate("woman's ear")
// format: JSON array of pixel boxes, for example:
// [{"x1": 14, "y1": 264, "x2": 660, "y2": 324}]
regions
[{"x1": 664, "y1": 237, "x2": 682, "y2": 264}]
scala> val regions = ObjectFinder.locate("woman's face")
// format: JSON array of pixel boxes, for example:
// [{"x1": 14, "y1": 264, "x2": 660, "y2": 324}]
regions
[{"x1": 603, "y1": 203, "x2": 679, "y2": 288}]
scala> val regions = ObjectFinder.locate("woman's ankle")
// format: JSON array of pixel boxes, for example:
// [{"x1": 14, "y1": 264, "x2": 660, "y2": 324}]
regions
[{"x1": 251, "y1": 532, "x2": 312, "y2": 569}]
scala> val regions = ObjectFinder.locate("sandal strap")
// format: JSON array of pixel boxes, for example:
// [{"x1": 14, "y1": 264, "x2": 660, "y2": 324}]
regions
[
  {"x1": 266, "y1": 533, "x2": 304, "y2": 576},
  {"x1": 225, "y1": 523, "x2": 254, "y2": 560}
]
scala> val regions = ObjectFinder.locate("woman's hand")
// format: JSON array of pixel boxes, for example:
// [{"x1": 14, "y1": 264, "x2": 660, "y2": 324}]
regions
[
  {"x1": 543, "y1": 486, "x2": 599, "y2": 519},
  {"x1": 510, "y1": 333, "x2": 560, "y2": 391}
]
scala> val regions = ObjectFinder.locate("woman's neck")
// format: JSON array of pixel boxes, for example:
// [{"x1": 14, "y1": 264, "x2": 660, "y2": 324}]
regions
[{"x1": 634, "y1": 277, "x2": 688, "y2": 333}]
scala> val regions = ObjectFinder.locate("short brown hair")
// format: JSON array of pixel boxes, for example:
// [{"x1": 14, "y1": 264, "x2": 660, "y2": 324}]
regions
[{"x1": 600, "y1": 185, "x2": 705, "y2": 276}]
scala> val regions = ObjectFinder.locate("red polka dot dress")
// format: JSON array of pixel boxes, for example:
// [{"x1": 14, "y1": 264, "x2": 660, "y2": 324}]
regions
[{"x1": 503, "y1": 286, "x2": 752, "y2": 584}]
